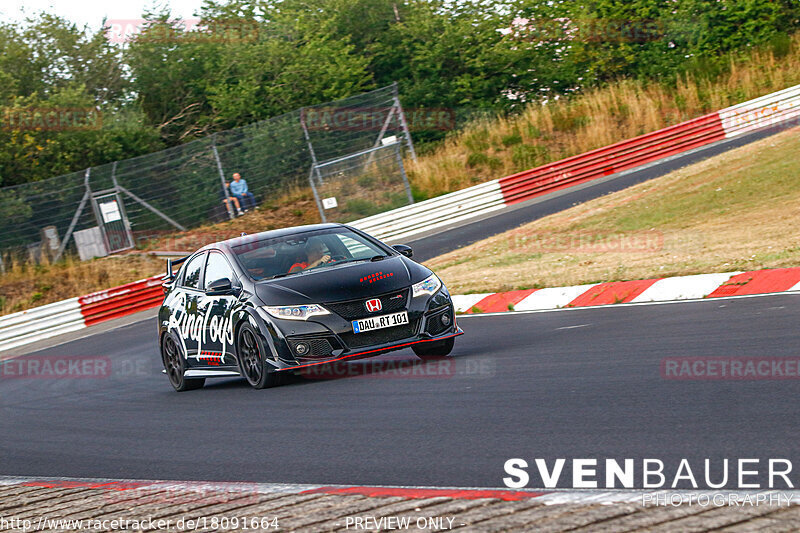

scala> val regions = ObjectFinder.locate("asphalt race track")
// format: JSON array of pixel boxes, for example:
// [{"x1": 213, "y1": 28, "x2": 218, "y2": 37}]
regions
[
  {"x1": 1, "y1": 293, "x2": 798, "y2": 488},
  {"x1": 1, "y1": 123, "x2": 798, "y2": 491}
]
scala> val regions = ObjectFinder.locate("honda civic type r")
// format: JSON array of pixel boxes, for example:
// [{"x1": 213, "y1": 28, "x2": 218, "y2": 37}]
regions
[{"x1": 158, "y1": 223, "x2": 463, "y2": 391}]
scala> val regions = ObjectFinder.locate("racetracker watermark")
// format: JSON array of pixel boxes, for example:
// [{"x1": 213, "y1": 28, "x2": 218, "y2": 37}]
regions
[
  {"x1": 661, "y1": 357, "x2": 800, "y2": 380},
  {"x1": 0, "y1": 356, "x2": 110, "y2": 379},
  {"x1": 507, "y1": 230, "x2": 664, "y2": 253},
  {"x1": 0, "y1": 514, "x2": 278, "y2": 532},
  {"x1": 298, "y1": 357, "x2": 494, "y2": 380},
  {"x1": 136, "y1": 231, "x2": 240, "y2": 251},
  {"x1": 0, "y1": 108, "x2": 101, "y2": 131},
  {"x1": 342, "y1": 515, "x2": 459, "y2": 530},
  {"x1": 138, "y1": 231, "x2": 280, "y2": 255},
  {"x1": 301, "y1": 107, "x2": 456, "y2": 132},
  {"x1": 105, "y1": 18, "x2": 259, "y2": 44}
]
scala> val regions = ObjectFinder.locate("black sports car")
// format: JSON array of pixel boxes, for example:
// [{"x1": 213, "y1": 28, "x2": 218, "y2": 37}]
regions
[{"x1": 158, "y1": 223, "x2": 462, "y2": 391}]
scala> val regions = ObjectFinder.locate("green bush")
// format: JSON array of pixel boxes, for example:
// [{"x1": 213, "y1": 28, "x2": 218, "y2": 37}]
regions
[
  {"x1": 501, "y1": 132, "x2": 522, "y2": 146},
  {"x1": 466, "y1": 152, "x2": 490, "y2": 168},
  {"x1": 463, "y1": 131, "x2": 490, "y2": 152},
  {"x1": 512, "y1": 145, "x2": 548, "y2": 170},
  {"x1": 410, "y1": 185, "x2": 430, "y2": 203},
  {"x1": 771, "y1": 33, "x2": 793, "y2": 58},
  {"x1": 551, "y1": 110, "x2": 592, "y2": 132},
  {"x1": 357, "y1": 175, "x2": 377, "y2": 188},
  {"x1": 487, "y1": 156, "x2": 503, "y2": 170},
  {"x1": 342, "y1": 198, "x2": 384, "y2": 218}
]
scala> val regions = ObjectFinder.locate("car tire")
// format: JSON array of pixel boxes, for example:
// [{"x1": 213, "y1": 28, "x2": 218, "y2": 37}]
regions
[
  {"x1": 237, "y1": 322, "x2": 284, "y2": 389},
  {"x1": 161, "y1": 333, "x2": 205, "y2": 392},
  {"x1": 412, "y1": 337, "x2": 455, "y2": 359}
]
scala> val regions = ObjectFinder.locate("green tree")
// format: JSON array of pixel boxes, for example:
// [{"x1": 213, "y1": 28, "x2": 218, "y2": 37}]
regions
[
  {"x1": 0, "y1": 15, "x2": 162, "y2": 187},
  {"x1": 125, "y1": 3, "x2": 373, "y2": 143}
]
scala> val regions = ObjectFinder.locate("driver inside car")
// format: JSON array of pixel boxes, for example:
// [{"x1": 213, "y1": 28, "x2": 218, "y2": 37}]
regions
[{"x1": 289, "y1": 238, "x2": 331, "y2": 273}]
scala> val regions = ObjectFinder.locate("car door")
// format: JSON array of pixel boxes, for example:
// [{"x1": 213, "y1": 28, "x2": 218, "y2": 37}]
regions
[
  {"x1": 169, "y1": 251, "x2": 207, "y2": 363},
  {"x1": 200, "y1": 251, "x2": 238, "y2": 366}
]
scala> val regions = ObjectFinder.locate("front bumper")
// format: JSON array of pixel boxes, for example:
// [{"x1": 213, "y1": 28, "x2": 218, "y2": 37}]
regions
[
  {"x1": 258, "y1": 287, "x2": 461, "y2": 369},
  {"x1": 276, "y1": 327, "x2": 464, "y2": 372}
]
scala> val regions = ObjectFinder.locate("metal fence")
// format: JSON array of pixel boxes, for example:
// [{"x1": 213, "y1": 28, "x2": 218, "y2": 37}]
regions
[
  {"x1": 310, "y1": 141, "x2": 413, "y2": 223},
  {"x1": 0, "y1": 83, "x2": 415, "y2": 264}
]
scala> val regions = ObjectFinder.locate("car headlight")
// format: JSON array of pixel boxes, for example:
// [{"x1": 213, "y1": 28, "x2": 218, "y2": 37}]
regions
[
  {"x1": 262, "y1": 304, "x2": 330, "y2": 320},
  {"x1": 412, "y1": 274, "x2": 441, "y2": 298}
]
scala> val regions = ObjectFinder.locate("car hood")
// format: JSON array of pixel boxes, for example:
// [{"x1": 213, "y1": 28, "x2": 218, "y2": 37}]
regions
[{"x1": 253, "y1": 255, "x2": 431, "y2": 305}]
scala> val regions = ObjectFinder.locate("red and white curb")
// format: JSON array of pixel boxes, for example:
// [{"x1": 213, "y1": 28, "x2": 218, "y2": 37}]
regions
[
  {"x1": 452, "y1": 267, "x2": 800, "y2": 314},
  {"x1": 1, "y1": 477, "x2": 798, "y2": 507}
]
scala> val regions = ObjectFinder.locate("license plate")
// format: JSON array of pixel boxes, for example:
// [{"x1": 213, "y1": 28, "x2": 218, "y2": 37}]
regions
[{"x1": 352, "y1": 311, "x2": 409, "y2": 333}]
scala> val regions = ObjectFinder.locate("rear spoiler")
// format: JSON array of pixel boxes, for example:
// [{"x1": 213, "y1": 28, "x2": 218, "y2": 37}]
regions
[{"x1": 163, "y1": 255, "x2": 190, "y2": 282}]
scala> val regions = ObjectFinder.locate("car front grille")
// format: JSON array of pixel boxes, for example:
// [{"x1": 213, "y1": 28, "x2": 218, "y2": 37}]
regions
[
  {"x1": 339, "y1": 320, "x2": 419, "y2": 349},
  {"x1": 325, "y1": 288, "x2": 410, "y2": 320}
]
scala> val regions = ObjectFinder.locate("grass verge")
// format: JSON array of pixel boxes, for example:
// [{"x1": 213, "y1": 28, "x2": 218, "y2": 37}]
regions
[
  {"x1": 409, "y1": 32, "x2": 800, "y2": 199},
  {"x1": 424, "y1": 126, "x2": 800, "y2": 294}
]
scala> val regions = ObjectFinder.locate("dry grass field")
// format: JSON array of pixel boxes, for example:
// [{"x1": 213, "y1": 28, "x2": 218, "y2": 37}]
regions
[
  {"x1": 0, "y1": 194, "x2": 322, "y2": 316},
  {"x1": 426, "y1": 127, "x2": 800, "y2": 294}
]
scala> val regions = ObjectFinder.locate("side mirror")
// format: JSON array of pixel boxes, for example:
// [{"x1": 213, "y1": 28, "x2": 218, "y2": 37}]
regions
[
  {"x1": 392, "y1": 244, "x2": 413, "y2": 258},
  {"x1": 206, "y1": 277, "x2": 233, "y2": 295}
]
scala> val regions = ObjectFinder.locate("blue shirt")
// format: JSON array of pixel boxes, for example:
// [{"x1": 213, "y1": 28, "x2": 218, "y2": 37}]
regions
[{"x1": 230, "y1": 179, "x2": 248, "y2": 195}]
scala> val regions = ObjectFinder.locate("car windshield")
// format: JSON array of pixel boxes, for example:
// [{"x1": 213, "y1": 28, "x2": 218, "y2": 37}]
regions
[{"x1": 231, "y1": 227, "x2": 390, "y2": 281}]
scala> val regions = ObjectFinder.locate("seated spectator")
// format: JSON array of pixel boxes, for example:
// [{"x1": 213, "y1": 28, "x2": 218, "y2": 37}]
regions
[
  {"x1": 227, "y1": 172, "x2": 256, "y2": 212},
  {"x1": 222, "y1": 195, "x2": 242, "y2": 217}
]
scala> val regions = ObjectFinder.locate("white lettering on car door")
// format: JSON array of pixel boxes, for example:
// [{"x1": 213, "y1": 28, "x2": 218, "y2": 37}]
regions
[{"x1": 167, "y1": 292, "x2": 234, "y2": 361}]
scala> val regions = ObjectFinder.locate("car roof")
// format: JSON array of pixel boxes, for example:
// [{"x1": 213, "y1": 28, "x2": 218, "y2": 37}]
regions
[{"x1": 198, "y1": 223, "x2": 348, "y2": 254}]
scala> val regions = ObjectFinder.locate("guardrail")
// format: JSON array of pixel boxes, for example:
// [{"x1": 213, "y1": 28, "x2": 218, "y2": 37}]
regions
[
  {"x1": 0, "y1": 298, "x2": 84, "y2": 353},
  {"x1": 1, "y1": 83, "x2": 799, "y2": 354},
  {"x1": 0, "y1": 277, "x2": 163, "y2": 354},
  {"x1": 79, "y1": 277, "x2": 164, "y2": 327},
  {"x1": 356, "y1": 83, "x2": 800, "y2": 243},
  {"x1": 498, "y1": 112, "x2": 725, "y2": 205},
  {"x1": 720, "y1": 84, "x2": 800, "y2": 138},
  {"x1": 352, "y1": 180, "x2": 505, "y2": 242}
]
